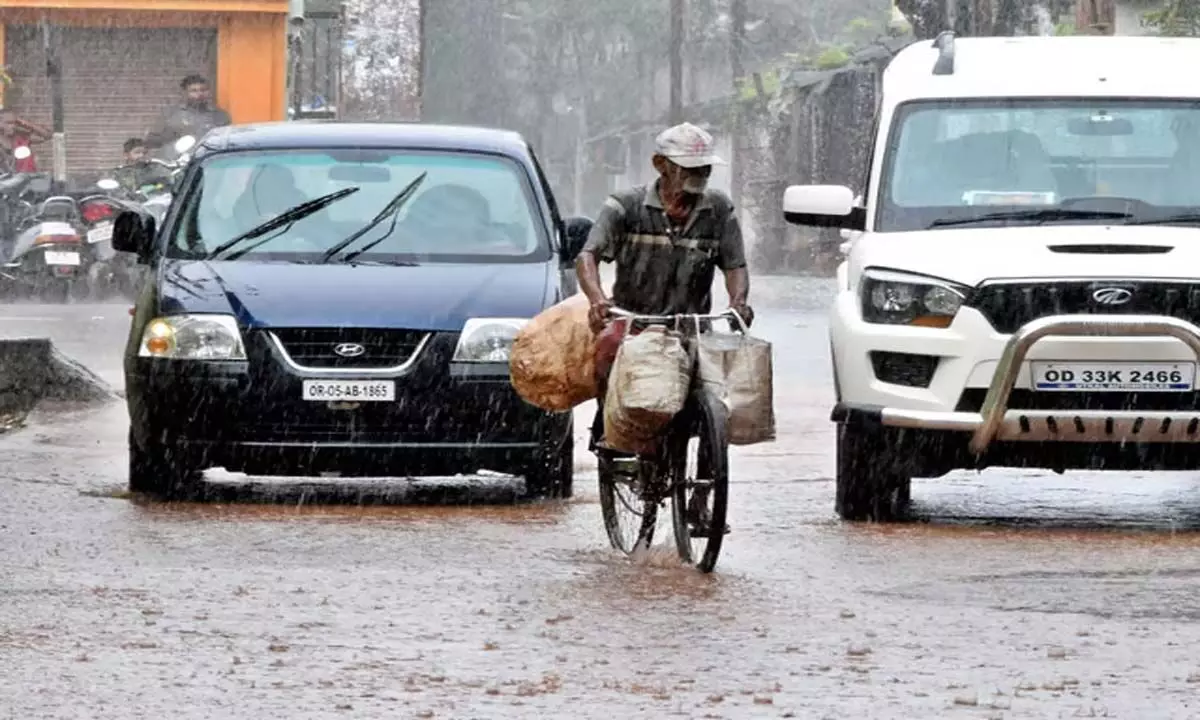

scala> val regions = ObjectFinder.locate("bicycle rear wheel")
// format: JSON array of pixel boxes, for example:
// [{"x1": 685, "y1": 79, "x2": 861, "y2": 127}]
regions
[
  {"x1": 670, "y1": 388, "x2": 730, "y2": 573},
  {"x1": 598, "y1": 454, "x2": 659, "y2": 555}
]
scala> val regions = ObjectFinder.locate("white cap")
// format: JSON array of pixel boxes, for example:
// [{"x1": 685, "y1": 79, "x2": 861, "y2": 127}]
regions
[{"x1": 654, "y1": 122, "x2": 726, "y2": 168}]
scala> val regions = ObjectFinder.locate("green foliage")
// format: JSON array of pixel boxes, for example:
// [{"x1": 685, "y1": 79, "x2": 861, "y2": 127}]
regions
[
  {"x1": 1142, "y1": 0, "x2": 1200, "y2": 35},
  {"x1": 814, "y1": 46, "x2": 852, "y2": 69},
  {"x1": 1054, "y1": 22, "x2": 1077, "y2": 35}
]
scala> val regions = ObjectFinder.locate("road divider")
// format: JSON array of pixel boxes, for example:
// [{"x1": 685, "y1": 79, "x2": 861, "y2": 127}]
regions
[{"x1": 0, "y1": 338, "x2": 117, "y2": 419}]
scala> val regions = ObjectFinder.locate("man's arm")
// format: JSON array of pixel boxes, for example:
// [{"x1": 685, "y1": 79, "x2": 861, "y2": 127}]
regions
[
  {"x1": 716, "y1": 202, "x2": 753, "y2": 326},
  {"x1": 575, "y1": 195, "x2": 624, "y2": 330},
  {"x1": 17, "y1": 117, "x2": 51, "y2": 143},
  {"x1": 143, "y1": 109, "x2": 175, "y2": 150}
]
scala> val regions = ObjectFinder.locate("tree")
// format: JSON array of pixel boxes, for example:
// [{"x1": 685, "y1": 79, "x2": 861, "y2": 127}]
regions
[
  {"x1": 341, "y1": 0, "x2": 422, "y2": 120},
  {"x1": 1142, "y1": 0, "x2": 1200, "y2": 35}
]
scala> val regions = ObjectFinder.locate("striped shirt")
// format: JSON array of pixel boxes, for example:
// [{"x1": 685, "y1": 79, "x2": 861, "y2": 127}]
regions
[{"x1": 582, "y1": 180, "x2": 747, "y2": 315}]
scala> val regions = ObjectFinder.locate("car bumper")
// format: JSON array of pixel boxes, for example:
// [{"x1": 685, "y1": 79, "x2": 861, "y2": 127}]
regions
[
  {"x1": 126, "y1": 339, "x2": 567, "y2": 475},
  {"x1": 833, "y1": 314, "x2": 1200, "y2": 454}
]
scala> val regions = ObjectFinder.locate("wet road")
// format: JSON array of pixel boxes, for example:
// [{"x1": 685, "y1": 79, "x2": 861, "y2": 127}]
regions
[{"x1": 6, "y1": 282, "x2": 1200, "y2": 718}]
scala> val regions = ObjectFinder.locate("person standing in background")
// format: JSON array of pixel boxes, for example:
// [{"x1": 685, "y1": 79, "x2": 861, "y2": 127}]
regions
[
  {"x1": 144, "y1": 74, "x2": 231, "y2": 155},
  {"x1": 0, "y1": 107, "x2": 51, "y2": 173}
]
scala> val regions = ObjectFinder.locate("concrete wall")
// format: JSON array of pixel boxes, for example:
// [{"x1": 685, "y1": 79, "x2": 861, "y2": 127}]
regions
[{"x1": 740, "y1": 47, "x2": 896, "y2": 274}]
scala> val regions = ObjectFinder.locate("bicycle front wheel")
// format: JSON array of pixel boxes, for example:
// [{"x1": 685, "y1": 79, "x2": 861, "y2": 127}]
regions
[
  {"x1": 598, "y1": 454, "x2": 659, "y2": 555},
  {"x1": 670, "y1": 388, "x2": 730, "y2": 573}
]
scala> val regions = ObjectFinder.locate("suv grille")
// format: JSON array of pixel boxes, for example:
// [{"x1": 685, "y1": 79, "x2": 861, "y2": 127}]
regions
[
  {"x1": 269, "y1": 328, "x2": 428, "y2": 369},
  {"x1": 967, "y1": 280, "x2": 1200, "y2": 334}
]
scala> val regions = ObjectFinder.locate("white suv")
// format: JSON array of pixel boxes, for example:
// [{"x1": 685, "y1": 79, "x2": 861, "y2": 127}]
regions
[{"x1": 783, "y1": 32, "x2": 1200, "y2": 521}]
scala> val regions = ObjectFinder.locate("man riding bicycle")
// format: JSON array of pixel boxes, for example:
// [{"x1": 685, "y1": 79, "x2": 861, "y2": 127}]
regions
[{"x1": 575, "y1": 121, "x2": 752, "y2": 533}]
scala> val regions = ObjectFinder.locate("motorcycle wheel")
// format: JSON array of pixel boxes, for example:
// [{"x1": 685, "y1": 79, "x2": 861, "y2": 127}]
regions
[
  {"x1": 86, "y1": 263, "x2": 113, "y2": 302},
  {"x1": 40, "y1": 280, "x2": 71, "y2": 303}
]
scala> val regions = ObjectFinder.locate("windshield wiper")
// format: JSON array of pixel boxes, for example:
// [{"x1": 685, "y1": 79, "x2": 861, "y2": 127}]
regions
[
  {"x1": 319, "y1": 172, "x2": 428, "y2": 264},
  {"x1": 206, "y1": 186, "x2": 360, "y2": 260},
  {"x1": 1125, "y1": 212, "x2": 1200, "y2": 226},
  {"x1": 929, "y1": 208, "x2": 1132, "y2": 228}
]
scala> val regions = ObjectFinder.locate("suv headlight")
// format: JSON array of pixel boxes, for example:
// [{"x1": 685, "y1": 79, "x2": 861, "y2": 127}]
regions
[
  {"x1": 860, "y1": 269, "x2": 967, "y2": 328},
  {"x1": 452, "y1": 318, "x2": 528, "y2": 363},
  {"x1": 138, "y1": 314, "x2": 247, "y2": 360}
]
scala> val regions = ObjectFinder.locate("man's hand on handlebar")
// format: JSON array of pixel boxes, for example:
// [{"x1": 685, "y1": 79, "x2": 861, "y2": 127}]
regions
[
  {"x1": 730, "y1": 303, "x2": 754, "y2": 328},
  {"x1": 588, "y1": 298, "x2": 613, "y2": 333}
]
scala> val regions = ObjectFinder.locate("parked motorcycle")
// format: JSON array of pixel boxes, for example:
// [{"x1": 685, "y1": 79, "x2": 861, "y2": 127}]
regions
[
  {"x1": 85, "y1": 135, "x2": 196, "y2": 300},
  {"x1": 0, "y1": 146, "x2": 89, "y2": 302}
]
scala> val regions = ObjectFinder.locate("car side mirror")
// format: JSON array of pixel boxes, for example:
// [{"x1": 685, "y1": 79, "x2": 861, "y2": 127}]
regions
[
  {"x1": 783, "y1": 184, "x2": 865, "y2": 230},
  {"x1": 562, "y1": 216, "x2": 593, "y2": 263},
  {"x1": 112, "y1": 209, "x2": 156, "y2": 261}
]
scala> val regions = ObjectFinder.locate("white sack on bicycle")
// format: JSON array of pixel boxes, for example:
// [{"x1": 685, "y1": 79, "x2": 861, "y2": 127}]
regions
[
  {"x1": 603, "y1": 326, "x2": 690, "y2": 454},
  {"x1": 695, "y1": 319, "x2": 776, "y2": 446},
  {"x1": 509, "y1": 294, "x2": 598, "y2": 412}
]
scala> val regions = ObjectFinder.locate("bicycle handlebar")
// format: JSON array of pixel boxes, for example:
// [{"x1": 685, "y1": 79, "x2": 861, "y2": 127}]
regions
[
  {"x1": 608, "y1": 306, "x2": 749, "y2": 332},
  {"x1": 609, "y1": 307, "x2": 737, "y2": 322}
]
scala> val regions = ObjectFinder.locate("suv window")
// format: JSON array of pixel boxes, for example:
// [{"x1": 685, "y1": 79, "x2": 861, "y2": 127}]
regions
[{"x1": 878, "y1": 99, "x2": 1200, "y2": 232}]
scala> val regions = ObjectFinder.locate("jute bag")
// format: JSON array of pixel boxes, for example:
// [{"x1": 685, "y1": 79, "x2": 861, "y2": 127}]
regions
[
  {"x1": 509, "y1": 294, "x2": 598, "y2": 411},
  {"x1": 694, "y1": 315, "x2": 776, "y2": 446},
  {"x1": 603, "y1": 326, "x2": 691, "y2": 454}
]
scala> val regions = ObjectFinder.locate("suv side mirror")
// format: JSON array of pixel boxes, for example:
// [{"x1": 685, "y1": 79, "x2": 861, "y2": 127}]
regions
[
  {"x1": 783, "y1": 184, "x2": 865, "y2": 230},
  {"x1": 111, "y1": 209, "x2": 157, "y2": 261},
  {"x1": 562, "y1": 216, "x2": 593, "y2": 263}
]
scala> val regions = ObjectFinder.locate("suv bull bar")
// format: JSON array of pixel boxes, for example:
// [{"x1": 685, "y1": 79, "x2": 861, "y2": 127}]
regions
[{"x1": 843, "y1": 315, "x2": 1200, "y2": 454}]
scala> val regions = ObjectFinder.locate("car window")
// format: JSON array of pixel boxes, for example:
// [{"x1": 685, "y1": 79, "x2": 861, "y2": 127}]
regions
[
  {"x1": 170, "y1": 148, "x2": 549, "y2": 263},
  {"x1": 879, "y1": 99, "x2": 1200, "y2": 231}
]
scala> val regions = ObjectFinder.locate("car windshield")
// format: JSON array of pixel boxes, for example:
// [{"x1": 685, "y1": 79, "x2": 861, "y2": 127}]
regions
[
  {"x1": 878, "y1": 99, "x2": 1200, "y2": 232},
  {"x1": 168, "y1": 148, "x2": 549, "y2": 263}
]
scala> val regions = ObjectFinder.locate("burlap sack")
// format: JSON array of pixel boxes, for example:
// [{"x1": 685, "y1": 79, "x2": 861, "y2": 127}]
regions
[
  {"x1": 509, "y1": 294, "x2": 598, "y2": 411},
  {"x1": 603, "y1": 327, "x2": 691, "y2": 454}
]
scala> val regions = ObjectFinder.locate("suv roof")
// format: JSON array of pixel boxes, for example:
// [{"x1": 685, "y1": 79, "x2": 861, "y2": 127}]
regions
[
  {"x1": 885, "y1": 35, "x2": 1200, "y2": 104},
  {"x1": 195, "y1": 121, "x2": 532, "y2": 157}
]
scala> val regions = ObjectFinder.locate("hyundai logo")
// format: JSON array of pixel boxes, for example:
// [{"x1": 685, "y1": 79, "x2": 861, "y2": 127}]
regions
[
  {"x1": 333, "y1": 343, "x2": 366, "y2": 358},
  {"x1": 1091, "y1": 287, "x2": 1134, "y2": 306}
]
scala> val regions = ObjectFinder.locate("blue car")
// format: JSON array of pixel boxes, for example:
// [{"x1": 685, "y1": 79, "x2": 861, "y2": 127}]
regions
[{"x1": 111, "y1": 122, "x2": 593, "y2": 500}]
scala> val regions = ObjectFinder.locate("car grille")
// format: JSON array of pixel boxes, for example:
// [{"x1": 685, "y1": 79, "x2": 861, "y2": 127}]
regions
[
  {"x1": 967, "y1": 280, "x2": 1200, "y2": 334},
  {"x1": 269, "y1": 328, "x2": 429, "y2": 369}
]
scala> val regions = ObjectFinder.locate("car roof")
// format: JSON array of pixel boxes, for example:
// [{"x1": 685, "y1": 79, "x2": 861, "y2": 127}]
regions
[
  {"x1": 885, "y1": 35, "x2": 1200, "y2": 103},
  {"x1": 195, "y1": 121, "x2": 533, "y2": 158}
]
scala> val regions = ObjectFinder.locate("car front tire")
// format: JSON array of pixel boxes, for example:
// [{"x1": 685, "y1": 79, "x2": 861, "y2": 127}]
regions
[
  {"x1": 523, "y1": 420, "x2": 574, "y2": 500},
  {"x1": 128, "y1": 429, "x2": 204, "y2": 500},
  {"x1": 836, "y1": 423, "x2": 911, "y2": 522}
]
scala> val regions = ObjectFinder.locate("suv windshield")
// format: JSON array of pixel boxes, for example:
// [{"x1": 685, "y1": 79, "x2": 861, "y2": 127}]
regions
[
  {"x1": 169, "y1": 148, "x2": 549, "y2": 263},
  {"x1": 878, "y1": 99, "x2": 1200, "y2": 232}
]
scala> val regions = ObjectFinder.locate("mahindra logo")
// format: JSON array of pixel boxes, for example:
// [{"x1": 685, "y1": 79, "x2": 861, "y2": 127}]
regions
[
  {"x1": 333, "y1": 343, "x2": 366, "y2": 358},
  {"x1": 1091, "y1": 287, "x2": 1133, "y2": 306}
]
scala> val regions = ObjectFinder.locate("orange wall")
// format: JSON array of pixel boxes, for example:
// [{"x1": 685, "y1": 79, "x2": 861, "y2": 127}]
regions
[
  {"x1": 217, "y1": 12, "x2": 287, "y2": 124},
  {"x1": 0, "y1": 3, "x2": 287, "y2": 122},
  {"x1": 1, "y1": 1, "x2": 286, "y2": 13}
]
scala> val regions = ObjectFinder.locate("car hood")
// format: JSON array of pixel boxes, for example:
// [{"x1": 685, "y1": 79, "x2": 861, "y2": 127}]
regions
[
  {"x1": 849, "y1": 225, "x2": 1200, "y2": 287},
  {"x1": 158, "y1": 259, "x2": 551, "y2": 331}
]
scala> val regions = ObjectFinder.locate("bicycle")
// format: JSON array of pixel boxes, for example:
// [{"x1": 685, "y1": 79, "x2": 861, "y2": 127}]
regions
[{"x1": 595, "y1": 307, "x2": 740, "y2": 573}]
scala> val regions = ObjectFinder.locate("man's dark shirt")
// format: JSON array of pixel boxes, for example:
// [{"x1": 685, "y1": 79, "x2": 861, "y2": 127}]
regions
[
  {"x1": 145, "y1": 104, "x2": 231, "y2": 150},
  {"x1": 582, "y1": 180, "x2": 747, "y2": 316}
]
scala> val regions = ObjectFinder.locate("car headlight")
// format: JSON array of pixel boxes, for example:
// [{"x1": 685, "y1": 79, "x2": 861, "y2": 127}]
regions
[
  {"x1": 452, "y1": 318, "x2": 528, "y2": 363},
  {"x1": 860, "y1": 269, "x2": 967, "y2": 328},
  {"x1": 138, "y1": 314, "x2": 247, "y2": 360}
]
